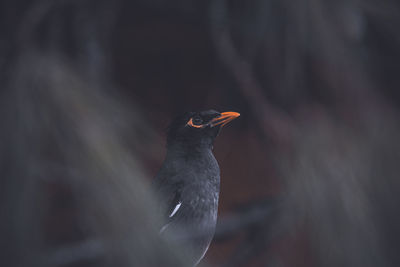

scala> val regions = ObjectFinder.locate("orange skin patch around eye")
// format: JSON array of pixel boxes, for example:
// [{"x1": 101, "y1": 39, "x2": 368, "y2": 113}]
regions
[
  {"x1": 187, "y1": 118, "x2": 204, "y2": 128},
  {"x1": 186, "y1": 112, "x2": 240, "y2": 129}
]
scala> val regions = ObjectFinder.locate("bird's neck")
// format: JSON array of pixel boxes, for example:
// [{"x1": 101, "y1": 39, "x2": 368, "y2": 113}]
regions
[
  {"x1": 164, "y1": 142, "x2": 216, "y2": 171},
  {"x1": 163, "y1": 142, "x2": 220, "y2": 188},
  {"x1": 166, "y1": 141, "x2": 213, "y2": 155}
]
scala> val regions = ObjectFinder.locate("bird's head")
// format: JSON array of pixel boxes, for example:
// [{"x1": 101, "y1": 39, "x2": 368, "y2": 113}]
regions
[{"x1": 166, "y1": 110, "x2": 240, "y2": 149}]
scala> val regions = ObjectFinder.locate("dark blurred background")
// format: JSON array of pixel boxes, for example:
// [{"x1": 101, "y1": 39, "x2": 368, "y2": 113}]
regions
[{"x1": 1, "y1": 0, "x2": 400, "y2": 266}]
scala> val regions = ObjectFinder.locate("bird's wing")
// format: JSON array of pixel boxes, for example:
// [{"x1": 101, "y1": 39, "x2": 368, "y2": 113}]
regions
[
  {"x1": 159, "y1": 188, "x2": 183, "y2": 233},
  {"x1": 154, "y1": 177, "x2": 215, "y2": 266},
  {"x1": 153, "y1": 175, "x2": 184, "y2": 232}
]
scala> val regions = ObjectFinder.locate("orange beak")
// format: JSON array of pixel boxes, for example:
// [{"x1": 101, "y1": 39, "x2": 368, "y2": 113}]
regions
[{"x1": 210, "y1": 111, "x2": 240, "y2": 127}]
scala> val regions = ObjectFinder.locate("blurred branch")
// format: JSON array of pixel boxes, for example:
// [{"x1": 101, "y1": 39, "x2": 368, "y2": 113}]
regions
[
  {"x1": 209, "y1": 0, "x2": 295, "y2": 148},
  {"x1": 214, "y1": 198, "x2": 280, "y2": 240},
  {"x1": 44, "y1": 239, "x2": 104, "y2": 266},
  {"x1": 18, "y1": 0, "x2": 63, "y2": 46},
  {"x1": 214, "y1": 198, "x2": 284, "y2": 267}
]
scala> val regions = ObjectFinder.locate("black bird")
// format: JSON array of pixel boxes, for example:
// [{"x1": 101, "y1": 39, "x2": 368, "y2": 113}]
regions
[{"x1": 153, "y1": 110, "x2": 240, "y2": 266}]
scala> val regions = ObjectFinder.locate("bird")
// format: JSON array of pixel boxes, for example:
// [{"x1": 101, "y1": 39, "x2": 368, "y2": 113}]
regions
[{"x1": 153, "y1": 110, "x2": 240, "y2": 266}]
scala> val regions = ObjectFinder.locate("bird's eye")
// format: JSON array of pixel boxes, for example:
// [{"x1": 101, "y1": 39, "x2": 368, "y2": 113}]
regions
[
  {"x1": 187, "y1": 116, "x2": 204, "y2": 128},
  {"x1": 192, "y1": 116, "x2": 203, "y2": 125}
]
